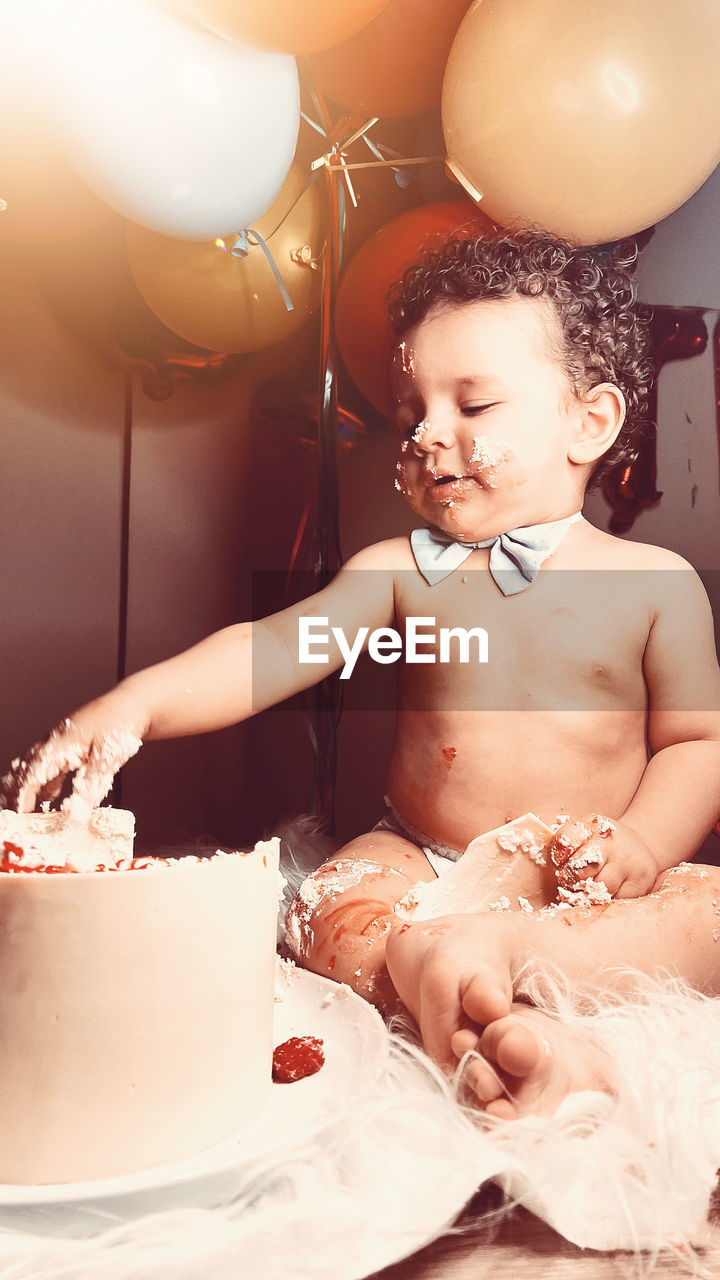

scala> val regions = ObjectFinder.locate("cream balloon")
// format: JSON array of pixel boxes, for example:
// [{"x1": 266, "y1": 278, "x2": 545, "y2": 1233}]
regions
[
  {"x1": 54, "y1": 0, "x2": 299, "y2": 239},
  {"x1": 442, "y1": 0, "x2": 720, "y2": 244},
  {"x1": 126, "y1": 164, "x2": 326, "y2": 352}
]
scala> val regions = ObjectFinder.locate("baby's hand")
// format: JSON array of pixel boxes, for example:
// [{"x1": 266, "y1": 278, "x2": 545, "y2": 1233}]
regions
[
  {"x1": 0, "y1": 701, "x2": 144, "y2": 815},
  {"x1": 550, "y1": 814, "x2": 660, "y2": 900}
]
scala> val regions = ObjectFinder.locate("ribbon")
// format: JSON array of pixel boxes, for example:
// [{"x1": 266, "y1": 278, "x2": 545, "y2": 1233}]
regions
[{"x1": 231, "y1": 228, "x2": 294, "y2": 312}]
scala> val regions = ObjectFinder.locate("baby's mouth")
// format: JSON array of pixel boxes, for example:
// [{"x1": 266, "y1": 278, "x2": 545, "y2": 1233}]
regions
[
  {"x1": 425, "y1": 472, "x2": 468, "y2": 487},
  {"x1": 424, "y1": 473, "x2": 474, "y2": 501}
]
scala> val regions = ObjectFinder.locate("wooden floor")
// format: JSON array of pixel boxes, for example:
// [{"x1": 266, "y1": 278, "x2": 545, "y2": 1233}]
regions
[{"x1": 371, "y1": 1185, "x2": 720, "y2": 1279}]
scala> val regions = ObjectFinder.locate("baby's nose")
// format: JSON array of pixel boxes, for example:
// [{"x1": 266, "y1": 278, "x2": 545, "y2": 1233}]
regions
[{"x1": 410, "y1": 417, "x2": 453, "y2": 453}]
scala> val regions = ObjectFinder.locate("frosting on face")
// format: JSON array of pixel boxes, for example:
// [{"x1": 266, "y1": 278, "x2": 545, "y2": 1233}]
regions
[
  {"x1": 468, "y1": 436, "x2": 517, "y2": 488},
  {"x1": 389, "y1": 296, "x2": 586, "y2": 543}
]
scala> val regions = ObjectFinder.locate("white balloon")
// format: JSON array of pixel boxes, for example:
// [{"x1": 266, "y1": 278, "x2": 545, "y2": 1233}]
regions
[{"x1": 53, "y1": 0, "x2": 299, "y2": 239}]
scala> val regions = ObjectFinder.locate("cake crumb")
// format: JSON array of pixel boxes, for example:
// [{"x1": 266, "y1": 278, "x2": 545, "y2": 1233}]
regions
[
  {"x1": 557, "y1": 876, "x2": 612, "y2": 908},
  {"x1": 594, "y1": 815, "x2": 616, "y2": 837},
  {"x1": 322, "y1": 983, "x2": 352, "y2": 1006},
  {"x1": 496, "y1": 827, "x2": 547, "y2": 865},
  {"x1": 274, "y1": 955, "x2": 297, "y2": 1002}
]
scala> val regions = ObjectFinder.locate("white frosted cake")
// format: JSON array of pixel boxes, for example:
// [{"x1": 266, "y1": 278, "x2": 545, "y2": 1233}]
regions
[{"x1": 0, "y1": 808, "x2": 280, "y2": 1184}]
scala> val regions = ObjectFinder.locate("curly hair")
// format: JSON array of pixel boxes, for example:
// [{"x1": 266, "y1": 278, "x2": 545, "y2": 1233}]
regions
[{"x1": 387, "y1": 229, "x2": 654, "y2": 488}]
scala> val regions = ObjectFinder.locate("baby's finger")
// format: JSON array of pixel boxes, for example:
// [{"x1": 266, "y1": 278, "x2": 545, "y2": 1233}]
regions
[
  {"x1": 556, "y1": 839, "x2": 605, "y2": 890},
  {"x1": 549, "y1": 820, "x2": 594, "y2": 869},
  {"x1": 590, "y1": 867, "x2": 621, "y2": 898},
  {"x1": 613, "y1": 869, "x2": 655, "y2": 900}
]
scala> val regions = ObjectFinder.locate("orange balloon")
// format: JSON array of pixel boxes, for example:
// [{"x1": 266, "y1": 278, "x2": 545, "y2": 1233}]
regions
[
  {"x1": 126, "y1": 165, "x2": 326, "y2": 353},
  {"x1": 308, "y1": 0, "x2": 471, "y2": 118},
  {"x1": 173, "y1": 0, "x2": 392, "y2": 54},
  {"x1": 344, "y1": 160, "x2": 415, "y2": 259},
  {"x1": 0, "y1": 106, "x2": 113, "y2": 245},
  {"x1": 335, "y1": 200, "x2": 495, "y2": 415},
  {"x1": 443, "y1": 0, "x2": 720, "y2": 244}
]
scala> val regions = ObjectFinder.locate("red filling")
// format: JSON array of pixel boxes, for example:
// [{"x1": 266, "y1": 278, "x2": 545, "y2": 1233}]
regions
[
  {"x1": 272, "y1": 1036, "x2": 325, "y2": 1083},
  {"x1": 0, "y1": 841, "x2": 174, "y2": 875}
]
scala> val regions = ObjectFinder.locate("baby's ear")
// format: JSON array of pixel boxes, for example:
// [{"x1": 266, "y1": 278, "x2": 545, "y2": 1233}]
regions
[{"x1": 567, "y1": 383, "x2": 626, "y2": 465}]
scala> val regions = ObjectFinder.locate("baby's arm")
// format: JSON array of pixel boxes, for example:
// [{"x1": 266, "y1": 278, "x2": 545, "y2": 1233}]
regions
[
  {"x1": 559, "y1": 562, "x2": 720, "y2": 897},
  {"x1": 3, "y1": 542, "x2": 398, "y2": 810}
]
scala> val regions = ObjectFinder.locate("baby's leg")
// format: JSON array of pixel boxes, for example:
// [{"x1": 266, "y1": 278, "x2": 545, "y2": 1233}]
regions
[
  {"x1": 387, "y1": 863, "x2": 720, "y2": 1113},
  {"x1": 285, "y1": 830, "x2": 436, "y2": 1011}
]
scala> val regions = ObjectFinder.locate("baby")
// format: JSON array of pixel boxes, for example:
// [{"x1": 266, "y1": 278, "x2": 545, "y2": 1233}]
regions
[{"x1": 5, "y1": 230, "x2": 720, "y2": 1041}]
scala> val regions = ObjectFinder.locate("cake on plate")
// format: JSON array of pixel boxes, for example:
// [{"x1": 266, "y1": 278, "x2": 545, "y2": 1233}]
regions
[{"x1": 0, "y1": 808, "x2": 280, "y2": 1184}]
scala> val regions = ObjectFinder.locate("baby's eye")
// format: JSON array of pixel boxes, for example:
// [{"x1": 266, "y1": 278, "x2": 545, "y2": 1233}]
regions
[{"x1": 461, "y1": 403, "x2": 496, "y2": 416}]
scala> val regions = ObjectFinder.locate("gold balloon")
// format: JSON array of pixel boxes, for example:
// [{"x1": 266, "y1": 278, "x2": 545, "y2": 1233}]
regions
[
  {"x1": 126, "y1": 165, "x2": 326, "y2": 353},
  {"x1": 442, "y1": 0, "x2": 720, "y2": 244}
]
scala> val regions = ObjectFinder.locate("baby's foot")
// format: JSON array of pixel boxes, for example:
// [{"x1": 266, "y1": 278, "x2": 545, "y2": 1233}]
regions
[{"x1": 452, "y1": 1003, "x2": 614, "y2": 1119}]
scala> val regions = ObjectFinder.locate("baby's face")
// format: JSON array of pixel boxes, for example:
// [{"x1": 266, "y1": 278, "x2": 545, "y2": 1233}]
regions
[{"x1": 390, "y1": 295, "x2": 586, "y2": 541}]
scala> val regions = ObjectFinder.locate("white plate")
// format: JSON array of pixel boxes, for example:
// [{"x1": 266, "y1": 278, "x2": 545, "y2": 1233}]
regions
[{"x1": 0, "y1": 968, "x2": 388, "y2": 1230}]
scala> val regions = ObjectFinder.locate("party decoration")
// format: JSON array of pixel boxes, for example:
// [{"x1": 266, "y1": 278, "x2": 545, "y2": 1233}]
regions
[
  {"x1": 602, "y1": 305, "x2": 708, "y2": 533},
  {"x1": 335, "y1": 199, "x2": 495, "y2": 414},
  {"x1": 413, "y1": 111, "x2": 461, "y2": 206},
  {"x1": 170, "y1": 0, "x2": 393, "y2": 54},
  {"x1": 442, "y1": 0, "x2": 720, "y2": 245},
  {"x1": 126, "y1": 164, "x2": 326, "y2": 353},
  {"x1": 31, "y1": 217, "x2": 249, "y2": 397},
  {"x1": 56, "y1": 0, "x2": 299, "y2": 239},
  {"x1": 308, "y1": 0, "x2": 472, "y2": 119}
]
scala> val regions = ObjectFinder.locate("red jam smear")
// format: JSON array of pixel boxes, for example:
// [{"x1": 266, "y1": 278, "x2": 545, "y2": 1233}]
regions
[
  {"x1": 0, "y1": 841, "x2": 177, "y2": 875},
  {"x1": 0, "y1": 841, "x2": 77, "y2": 874},
  {"x1": 272, "y1": 1036, "x2": 325, "y2": 1083}
]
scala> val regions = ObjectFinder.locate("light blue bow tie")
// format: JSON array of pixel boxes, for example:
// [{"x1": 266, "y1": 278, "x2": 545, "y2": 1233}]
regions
[{"x1": 411, "y1": 512, "x2": 583, "y2": 595}]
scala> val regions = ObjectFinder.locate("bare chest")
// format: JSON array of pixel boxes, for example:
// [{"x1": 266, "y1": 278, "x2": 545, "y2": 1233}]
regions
[{"x1": 393, "y1": 563, "x2": 650, "y2": 710}]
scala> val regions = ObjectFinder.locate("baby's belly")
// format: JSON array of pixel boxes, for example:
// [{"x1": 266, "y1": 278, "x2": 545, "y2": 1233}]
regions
[{"x1": 386, "y1": 709, "x2": 648, "y2": 852}]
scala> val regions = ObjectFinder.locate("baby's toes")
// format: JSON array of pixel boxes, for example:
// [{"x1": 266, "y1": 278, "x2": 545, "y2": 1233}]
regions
[
  {"x1": 479, "y1": 1016, "x2": 545, "y2": 1081},
  {"x1": 462, "y1": 1055, "x2": 506, "y2": 1106},
  {"x1": 450, "y1": 1027, "x2": 481, "y2": 1060},
  {"x1": 460, "y1": 967, "x2": 512, "y2": 1028},
  {"x1": 484, "y1": 1097, "x2": 518, "y2": 1120}
]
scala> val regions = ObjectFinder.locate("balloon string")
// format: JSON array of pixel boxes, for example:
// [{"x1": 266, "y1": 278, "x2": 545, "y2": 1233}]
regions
[
  {"x1": 334, "y1": 155, "x2": 446, "y2": 171},
  {"x1": 231, "y1": 229, "x2": 294, "y2": 312},
  {"x1": 300, "y1": 110, "x2": 328, "y2": 136},
  {"x1": 307, "y1": 87, "x2": 348, "y2": 829}
]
